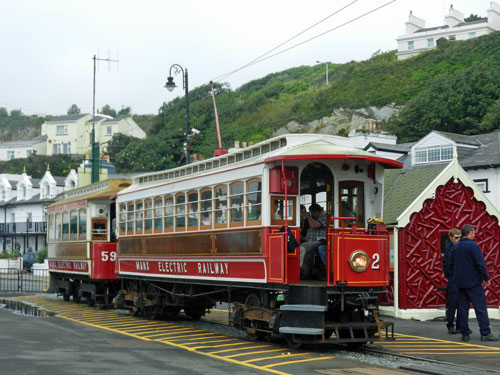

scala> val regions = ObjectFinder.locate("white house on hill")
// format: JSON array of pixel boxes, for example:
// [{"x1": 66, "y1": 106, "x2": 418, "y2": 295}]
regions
[{"x1": 396, "y1": 2, "x2": 500, "y2": 60}]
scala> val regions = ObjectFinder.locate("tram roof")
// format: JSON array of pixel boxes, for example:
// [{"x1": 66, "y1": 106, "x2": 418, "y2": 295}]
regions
[
  {"x1": 124, "y1": 134, "x2": 402, "y2": 191},
  {"x1": 47, "y1": 178, "x2": 131, "y2": 210}
]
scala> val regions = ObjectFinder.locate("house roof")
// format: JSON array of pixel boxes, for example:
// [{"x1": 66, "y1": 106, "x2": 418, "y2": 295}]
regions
[
  {"x1": 0, "y1": 135, "x2": 47, "y2": 148},
  {"x1": 383, "y1": 164, "x2": 446, "y2": 225},
  {"x1": 46, "y1": 114, "x2": 89, "y2": 123},
  {"x1": 436, "y1": 131, "x2": 482, "y2": 146},
  {"x1": 365, "y1": 142, "x2": 412, "y2": 154},
  {"x1": 459, "y1": 132, "x2": 500, "y2": 169}
]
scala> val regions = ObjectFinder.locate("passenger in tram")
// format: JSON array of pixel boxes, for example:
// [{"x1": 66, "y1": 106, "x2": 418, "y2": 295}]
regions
[
  {"x1": 300, "y1": 203, "x2": 326, "y2": 279},
  {"x1": 299, "y1": 205, "x2": 309, "y2": 242}
]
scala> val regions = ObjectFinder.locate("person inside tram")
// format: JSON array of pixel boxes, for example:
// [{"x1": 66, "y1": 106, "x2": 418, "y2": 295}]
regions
[
  {"x1": 300, "y1": 203, "x2": 326, "y2": 279},
  {"x1": 300, "y1": 204, "x2": 309, "y2": 242}
]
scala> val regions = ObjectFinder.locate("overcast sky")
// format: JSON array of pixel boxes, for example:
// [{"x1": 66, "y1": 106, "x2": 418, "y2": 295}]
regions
[{"x1": 0, "y1": 0, "x2": 494, "y2": 116}]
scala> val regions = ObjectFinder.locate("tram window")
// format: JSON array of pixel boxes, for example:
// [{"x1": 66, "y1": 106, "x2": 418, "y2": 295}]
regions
[
  {"x1": 206, "y1": 162, "x2": 212, "y2": 170},
  {"x1": 181, "y1": 169, "x2": 186, "y2": 176},
  {"x1": 135, "y1": 201, "x2": 144, "y2": 234},
  {"x1": 79, "y1": 208, "x2": 87, "y2": 240},
  {"x1": 230, "y1": 182, "x2": 244, "y2": 226},
  {"x1": 261, "y1": 144, "x2": 269, "y2": 154},
  {"x1": 62, "y1": 212, "x2": 70, "y2": 241},
  {"x1": 199, "y1": 164, "x2": 205, "y2": 171},
  {"x1": 92, "y1": 219, "x2": 107, "y2": 240},
  {"x1": 144, "y1": 199, "x2": 153, "y2": 233},
  {"x1": 127, "y1": 203, "x2": 134, "y2": 234},
  {"x1": 187, "y1": 167, "x2": 192, "y2": 175},
  {"x1": 200, "y1": 188, "x2": 213, "y2": 229},
  {"x1": 164, "y1": 196, "x2": 174, "y2": 232},
  {"x1": 175, "y1": 193, "x2": 186, "y2": 231},
  {"x1": 188, "y1": 191, "x2": 199, "y2": 230},
  {"x1": 252, "y1": 148, "x2": 260, "y2": 157},
  {"x1": 280, "y1": 138, "x2": 287, "y2": 147},
  {"x1": 244, "y1": 151, "x2": 251, "y2": 159},
  {"x1": 215, "y1": 185, "x2": 228, "y2": 228},
  {"x1": 228, "y1": 155, "x2": 235, "y2": 164},
  {"x1": 48, "y1": 214, "x2": 55, "y2": 241},
  {"x1": 119, "y1": 204, "x2": 126, "y2": 235},
  {"x1": 70, "y1": 210, "x2": 78, "y2": 240},
  {"x1": 56, "y1": 213, "x2": 62, "y2": 241},
  {"x1": 175, "y1": 170, "x2": 180, "y2": 177},
  {"x1": 271, "y1": 196, "x2": 296, "y2": 225},
  {"x1": 220, "y1": 159, "x2": 227, "y2": 167},
  {"x1": 154, "y1": 198, "x2": 163, "y2": 233},
  {"x1": 339, "y1": 181, "x2": 365, "y2": 228},
  {"x1": 213, "y1": 160, "x2": 219, "y2": 168},
  {"x1": 271, "y1": 141, "x2": 279, "y2": 151},
  {"x1": 247, "y1": 179, "x2": 262, "y2": 225},
  {"x1": 236, "y1": 153, "x2": 243, "y2": 162}
]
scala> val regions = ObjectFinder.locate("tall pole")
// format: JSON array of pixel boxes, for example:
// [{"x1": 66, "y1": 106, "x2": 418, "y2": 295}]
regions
[
  {"x1": 92, "y1": 55, "x2": 99, "y2": 183},
  {"x1": 325, "y1": 63, "x2": 328, "y2": 85}
]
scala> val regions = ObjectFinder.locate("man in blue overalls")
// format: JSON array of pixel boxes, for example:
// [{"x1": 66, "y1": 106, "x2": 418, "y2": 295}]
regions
[
  {"x1": 442, "y1": 228, "x2": 460, "y2": 334},
  {"x1": 450, "y1": 224, "x2": 498, "y2": 342}
]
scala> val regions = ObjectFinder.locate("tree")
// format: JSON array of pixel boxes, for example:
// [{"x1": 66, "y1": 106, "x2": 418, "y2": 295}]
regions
[
  {"x1": 465, "y1": 14, "x2": 482, "y2": 22},
  {"x1": 117, "y1": 106, "x2": 132, "y2": 117},
  {"x1": 67, "y1": 104, "x2": 81, "y2": 115},
  {"x1": 10, "y1": 109, "x2": 22, "y2": 118},
  {"x1": 0, "y1": 107, "x2": 8, "y2": 117},
  {"x1": 100, "y1": 104, "x2": 117, "y2": 118}
]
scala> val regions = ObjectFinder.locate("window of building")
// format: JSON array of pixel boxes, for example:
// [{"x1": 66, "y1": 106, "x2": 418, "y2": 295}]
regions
[
  {"x1": 22, "y1": 185, "x2": 26, "y2": 198},
  {"x1": 0, "y1": 187, "x2": 5, "y2": 200},
  {"x1": 27, "y1": 212, "x2": 33, "y2": 230},
  {"x1": 449, "y1": 35, "x2": 456, "y2": 41},
  {"x1": 246, "y1": 179, "x2": 262, "y2": 225},
  {"x1": 26, "y1": 150, "x2": 33, "y2": 157},
  {"x1": 53, "y1": 143, "x2": 61, "y2": 154},
  {"x1": 474, "y1": 179, "x2": 489, "y2": 193},
  {"x1": 428, "y1": 146, "x2": 440, "y2": 162},
  {"x1": 468, "y1": 32, "x2": 476, "y2": 38},
  {"x1": 106, "y1": 126, "x2": 112, "y2": 136},
  {"x1": 63, "y1": 142, "x2": 71, "y2": 154},
  {"x1": 427, "y1": 38, "x2": 434, "y2": 48},
  {"x1": 56, "y1": 125, "x2": 68, "y2": 135},
  {"x1": 230, "y1": 182, "x2": 244, "y2": 226},
  {"x1": 414, "y1": 145, "x2": 453, "y2": 164},
  {"x1": 408, "y1": 41, "x2": 414, "y2": 50},
  {"x1": 7, "y1": 151, "x2": 15, "y2": 160}
]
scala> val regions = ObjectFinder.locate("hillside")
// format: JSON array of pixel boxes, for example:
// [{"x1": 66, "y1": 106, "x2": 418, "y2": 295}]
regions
[{"x1": 2, "y1": 32, "x2": 500, "y2": 176}]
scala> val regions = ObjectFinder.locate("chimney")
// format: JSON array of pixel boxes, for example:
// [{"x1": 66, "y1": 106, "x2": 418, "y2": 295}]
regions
[
  {"x1": 405, "y1": 10, "x2": 426, "y2": 34},
  {"x1": 445, "y1": 4, "x2": 464, "y2": 27}
]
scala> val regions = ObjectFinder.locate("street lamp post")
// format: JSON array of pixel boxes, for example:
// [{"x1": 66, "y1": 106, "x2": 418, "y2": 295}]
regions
[
  {"x1": 316, "y1": 61, "x2": 329, "y2": 85},
  {"x1": 165, "y1": 64, "x2": 190, "y2": 165}
]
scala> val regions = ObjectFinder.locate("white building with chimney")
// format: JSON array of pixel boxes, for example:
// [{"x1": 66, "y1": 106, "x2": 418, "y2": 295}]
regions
[{"x1": 396, "y1": 2, "x2": 500, "y2": 60}]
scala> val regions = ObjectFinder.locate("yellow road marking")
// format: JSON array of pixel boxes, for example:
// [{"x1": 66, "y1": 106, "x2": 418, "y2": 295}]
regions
[
  {"x1": 263, "y1": 356, "x2": 335, "y2": 368},
  {"x1": 226, "y1": 348, "x2": 284, "y2": 358},
  {"x1": 155, "y1": 333, "x2": 224, "y2": 340},
  {"x1": 245, "y1": 352, "x2": 311, "y2": 363},
  {"x1": 212, "y1": 345, "x2": 273, "y2": 355},
  {"x1": 190, "y1": 342, "x2": 249, "y2": 350}
]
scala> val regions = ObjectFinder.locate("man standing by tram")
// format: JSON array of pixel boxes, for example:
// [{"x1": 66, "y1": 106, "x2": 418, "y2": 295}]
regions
[
  {"x1": 450, "y1": 224, "x2": 498, "y2": 342},
  {"x1": 442, "y1": 228, "x2": 460, "y2": 334}
]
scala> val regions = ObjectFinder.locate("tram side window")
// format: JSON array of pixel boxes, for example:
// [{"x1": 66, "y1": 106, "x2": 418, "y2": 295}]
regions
[
  {"x1": 247, "y1": 179, "x2": 262, "y2": 225},
  {"x1": 119, "y1": 204, "x2": 126, "y2": 235},
  {"x1": 339, "y1": 181, "x2": 365, "y2": 228},
  {"x1": 154, "y1": 198, "x2": 163, "y2": 233},
  {"x1": 271, "y1": 196, "x2": 296, "y2": 225},
  {"x1": 175, "y1": 193, "x2": 186, "y2": 231},
  {"x1": 62, "y1": 212, "x2": 70, "y2": 241},
  {"x1": 215, "y1": 185, "x2": 228, "y2": 228},
  {"x1": 56, "y1": 213, "x2": 62, "y2": 241},
  {"x1": 135, "y1": 201, "x2": 144, "y2": 234},
  {"x1": 164, "y1": 196, "x2": 174, "y2": 232},
  {"x1": 200, "y1": 188, "x2": 213, "y2": 229},
  {"x1": 230, "y1": 182, "x2": 244, "y2": 226},
  {"x1": 144, "y1": 199, "x2": 153, "y2": 233},
  {"x1": 127, "y1": 203, "x2": 134, "y2": 235},
  {"x1": 70, "y1": 210, "x2": 78, "y2": 240},
  {"x1": 48, "y1": 214, "x2": 55, "y2": 241},
  {"x1": 188, "y1": 191, "x2": 199, "y2": 230},
  {"x1": 79, "y1": 208, "x2": 87, "y2": 240}
]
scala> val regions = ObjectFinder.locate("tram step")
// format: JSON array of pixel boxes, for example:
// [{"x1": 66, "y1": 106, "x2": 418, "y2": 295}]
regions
[
  {"x1": 280, "y1": 304, "x2": 326, "y2": 312},
  {"x1": 279, "y1": 327, "x2": 324, "y2": 335},
  {"x1": 279, "y1": 304, "x2": 325, "y2": 333}
]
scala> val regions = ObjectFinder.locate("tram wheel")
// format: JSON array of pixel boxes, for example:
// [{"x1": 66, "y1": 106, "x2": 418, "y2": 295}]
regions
[
  {"x1": 244, "y1": 294, "x2": 267, "y2": 341},
  {"x1": 62, "y1": 292, "x2": 70, "y2": 302},
  {"x1": 285, "y1": 334, "x2": 302, "y2": 349},
  {"x1": 184, "y1": 306, "x2": 205, "y2": 320}
]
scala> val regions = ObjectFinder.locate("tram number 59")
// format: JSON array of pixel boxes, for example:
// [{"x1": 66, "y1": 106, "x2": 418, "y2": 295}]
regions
[{"x1": 101, "y1": 251, "x2": 117, "y2": 262}]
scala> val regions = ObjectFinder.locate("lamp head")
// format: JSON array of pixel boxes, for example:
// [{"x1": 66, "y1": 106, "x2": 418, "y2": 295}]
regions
[{"x1": 165, "y1": 76, "x2": 176, "y2": 92}]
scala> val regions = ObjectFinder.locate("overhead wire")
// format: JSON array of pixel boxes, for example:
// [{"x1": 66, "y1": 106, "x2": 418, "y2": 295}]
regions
[
  {"x1": 212, "y1": 0, "x2": 396, "y2": 83},
  {"x1": 211, "y1": 0, "x2": 359, "y2": 82}
]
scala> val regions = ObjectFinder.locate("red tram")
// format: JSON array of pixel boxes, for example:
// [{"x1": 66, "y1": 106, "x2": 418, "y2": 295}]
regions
[{"x1": 48, "y1": 134, "x2": 401, "y2": 347}]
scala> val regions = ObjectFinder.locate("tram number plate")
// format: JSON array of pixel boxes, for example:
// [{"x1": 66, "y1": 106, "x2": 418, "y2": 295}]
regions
[
  {"x1": 372, "y1": 253, "x2": 380, "y2": 270},
  {"x1": 101, "y1": 251, "x2": 117, "y2": 262}
]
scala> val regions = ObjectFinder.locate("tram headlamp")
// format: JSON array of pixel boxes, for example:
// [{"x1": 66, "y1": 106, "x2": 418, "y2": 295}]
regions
[{"x1": 348, "y1": 250, "x2": 370, "y2": 272}]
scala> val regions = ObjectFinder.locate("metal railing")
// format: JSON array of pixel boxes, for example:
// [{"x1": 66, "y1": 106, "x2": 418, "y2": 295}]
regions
[
  {"x1": 0, "y1": 268, "x2": 50, "y2": 292},
  {"x1": 0, "y1": 222, "x2": 47, "y2": 234}
]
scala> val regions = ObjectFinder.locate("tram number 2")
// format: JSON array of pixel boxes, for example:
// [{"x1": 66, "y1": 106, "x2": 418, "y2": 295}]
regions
[
  {"x1": 371, "y1": 253, "x2": 380, "y2": 270},
  {"x1": 101, "y1": 251, "x2": 117, "y2": 262}
]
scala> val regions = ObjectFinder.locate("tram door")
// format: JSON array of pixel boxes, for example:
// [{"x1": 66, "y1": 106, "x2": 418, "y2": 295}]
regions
[{"x1": 300, "y1": 163, "x2": 334, "y2": 219}]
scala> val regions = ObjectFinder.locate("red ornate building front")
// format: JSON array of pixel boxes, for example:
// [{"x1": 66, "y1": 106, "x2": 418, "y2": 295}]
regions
[{"x1": 396, "y1": 178, "x2": 500, "y2": 309}]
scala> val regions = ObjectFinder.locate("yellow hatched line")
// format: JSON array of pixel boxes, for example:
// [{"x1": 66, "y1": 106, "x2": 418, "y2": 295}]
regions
[
  {"x1": 244, "y1": 352, "x2": 311, "y2": 363},
  {"x1": 152, "y1": 327, "x2": 203, "y2": 335},
  {"x1": 225, "y1": 345, "x2": 283, "y2": 358},
  {"x1": 124, "y1": 328, "x2": 174, "y2": 335},
  {"x1": 190, "y1": 342, "x2": 249, "y2": 350},
  {"x1": 183, "y1": 339, "x2": 236, "y2": 345},
  {"x1": 390, "y1": 333, "x2": 500, "y2": 351},
  {"x1": 263, "y1": 356, "x2": 335, "y2": 368},
  {"x1": 405, "y1": 351, "x2": 500, "y2": 355},
  {"x1": 97, "y1": 320, "x2": 160, "y2": 327},
  {"x1": 214, "y1": 346, "x2": 274, "y2": 355},
  {"x1": 393, "y1": 348, "x2": 500, "y2": 351},
  {"x1": 121, "y1": 324, "x2": 173, "y2": 333},
  {"x1": 147, "y1": 332, "x2": 222, "y2": 339}
]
